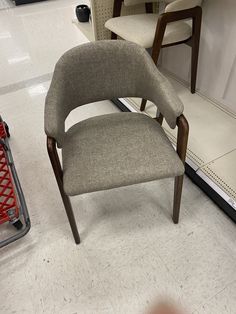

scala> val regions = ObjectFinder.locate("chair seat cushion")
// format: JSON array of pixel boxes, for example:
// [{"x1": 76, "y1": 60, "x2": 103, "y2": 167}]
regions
[
  {"x1": 62, "y1": 112, "x2": 184, "y2": 196},
  {"x1": 105, "y1": 14, "x2": 192, "y2": 48}
]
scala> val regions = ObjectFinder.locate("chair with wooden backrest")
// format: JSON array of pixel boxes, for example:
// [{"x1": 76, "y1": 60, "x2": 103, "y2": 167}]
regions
[
  {"x1": 89, "y1": 0, "x2": 158, "y2": 41},
  {"x1": 45, "y1": 40, "x2": 189, "y2": 244},
  {"x1": 99, "y1": 0, "x2": 202, "y2": 112}
]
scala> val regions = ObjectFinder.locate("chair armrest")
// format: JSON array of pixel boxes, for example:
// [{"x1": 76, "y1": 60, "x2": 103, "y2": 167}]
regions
[
  {"x1": 44, "y1": 82, "x2": 67, "y2": 147},
  {"x1": 151, "y1": 6, "x2": 202, "y2": 61},
  {"x1": 162, "y1": 5, "x2": 202, "y2": 23},
  {"x1": 139, "y1": 57, "x2": 184, "y2": 129},
  {"x1": 151, "y1": 77, "x2": 184, "y2": 129},
  {"x1": 176, "y1": 114, "x2": 189, "y2": 163},
  {"x1": 165, "y1": 0, "x2": 202, "y2": 13}
]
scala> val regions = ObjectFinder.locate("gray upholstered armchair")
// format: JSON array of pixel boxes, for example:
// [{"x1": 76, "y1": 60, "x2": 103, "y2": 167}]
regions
[{"x1": 45, "y1": 40, "x2": 189, "y2": 244}]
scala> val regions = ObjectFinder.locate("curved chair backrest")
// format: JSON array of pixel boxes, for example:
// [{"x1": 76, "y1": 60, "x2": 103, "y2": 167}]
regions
[
  {"x1": 165, "y1": 0, "x2": 202, "y2": 12},
  {"x1": 45, "y1": 41, "x2": 183, "y2": 144}
]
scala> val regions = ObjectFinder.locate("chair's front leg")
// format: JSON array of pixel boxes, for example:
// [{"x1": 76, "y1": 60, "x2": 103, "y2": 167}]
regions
[
  {"x1": 47, "y1": 136, "x2": 80, "y2": 244},
  {"x1": 173, "y1": 115, "x2": 189, "y2": 223},
  {"x1": 173, "y1": 175, "x2": 184, "y2": 223},
  {"x1": 176, "y1": 114, "x2": 189, "y2": 162}
]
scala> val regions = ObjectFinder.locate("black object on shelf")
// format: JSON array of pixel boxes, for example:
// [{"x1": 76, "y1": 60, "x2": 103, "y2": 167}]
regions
[
  {"x1": 15, "y1": 0, "x2": 46, "y2": 5},
  {"x1": 76, "y1": 5, "x2": 90, "y2": 23}
]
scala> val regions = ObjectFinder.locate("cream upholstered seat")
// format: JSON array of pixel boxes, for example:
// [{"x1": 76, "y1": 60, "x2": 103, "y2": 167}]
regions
[
  {"x1": 105, "y1": 0, "x2": 201, "y2": 48},
  {"x1": 45, "y1": 40, "x2": 189, "y2": 244},
  {"x1": 62, "y1": 112, "x2": 184, "y2": 196},
  {"x1": 105, "y1": 14, "x2": 191, "y2": 48}
]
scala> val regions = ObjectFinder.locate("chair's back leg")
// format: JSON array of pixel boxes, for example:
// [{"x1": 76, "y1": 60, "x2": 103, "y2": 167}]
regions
[
  {"x1": 140, "y1": 44, "x2": 163, "y2": 112},
  {"x1": 140, "y1": 15, "x2": 166, "y2": 112},
  {"x1": 155, "y1": 112, "x2": 164, "y2": 125},
  {"x1": 111, "y1": 0, "x2": 123, "y2": 39},
  {"x1": 47, "y1": 137, "x2": 80, "y2": 244},
  {"x1": 190, "y1": 6, "x2": 202, "y2": 93},
  {"x1": 145, "y1": 2, "x2": 153, "y2": 13},
  {"x1": 140, "y1": 99, "x2": 148, "y2": 112}
]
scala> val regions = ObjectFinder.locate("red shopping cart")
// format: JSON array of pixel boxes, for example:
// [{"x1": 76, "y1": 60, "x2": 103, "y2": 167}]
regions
[{"x1": 0, "y1": 116, "x2": 30, "y2": 248}]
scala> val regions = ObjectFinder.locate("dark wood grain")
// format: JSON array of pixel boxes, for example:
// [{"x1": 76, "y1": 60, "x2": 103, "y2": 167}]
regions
[
  {"x1": 47, "y1": 136, "x2": 80, "y2": 244},
  {"x1": 173, "y1": 114, "x2": 189, "y2": 223}
]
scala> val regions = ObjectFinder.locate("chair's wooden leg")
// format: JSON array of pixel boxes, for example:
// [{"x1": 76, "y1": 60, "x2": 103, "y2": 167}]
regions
[
  {"x1": 47, "y1": 136, "x2": 80, "y2": 244},
  {"x1": 190, "y1": 7, "x2": 202, "y2": 94},
  {"x1": 140, "y1": 99, "x2": 147, "y2": 111},
  {"x1": 145, "y1": 3, "x2": 153, "y2": 14},
  {"x1": 140, "y1": 40, "x2": 162, "y2": 112},
  {"x1": 111, "y1": 32, "x2": 118, "y2": 39},
  {"x1": 111, "y1": 0, "x2": 123, "y2": 39},
  {"x1": 60, "y1": 189, "x2": 80, "y2": 244},
  {"x1": 156, "y1": 113, "x2": 164, "y2": 125},
  {"x1": 173, "y1": 175, "x2": 184, "y2": 224},
  {"x1": 140, "y1": 16, "x2": 165, "y2": 112},
  {"x1": 190, "y1": 41, "x2": 199, "y2": 94},
  {"x1": 173, "y1": 114, "x2": 189, "y2": 224}
]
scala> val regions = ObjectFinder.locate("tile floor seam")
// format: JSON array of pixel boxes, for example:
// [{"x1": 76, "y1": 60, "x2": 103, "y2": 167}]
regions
[
  {"x1": 195, "y1": 279, "x2": 236, "y2": 313},
  {"x1": 0, "y1": 73, "x2": 53, "y2": 96},
  {"x1": 0, "y1": 7, "x2": 11, "y2": 11},
  {"x1": 198, "y1": 148, "x2": 236, "y2": 170}
]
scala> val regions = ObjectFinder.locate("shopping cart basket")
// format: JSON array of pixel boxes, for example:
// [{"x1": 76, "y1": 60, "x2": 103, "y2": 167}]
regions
[{"x1": 0, "y1": 115, "x2": 30, "y2": 248}]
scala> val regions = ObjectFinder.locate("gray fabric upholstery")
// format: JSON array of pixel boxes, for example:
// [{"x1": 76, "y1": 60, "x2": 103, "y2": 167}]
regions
[
  {"x1": 62, "y1": 112, "x2": 184, "y2": 196},
  {"x1": 45, "y1": 41, "x2": 183, "y2": 146}
]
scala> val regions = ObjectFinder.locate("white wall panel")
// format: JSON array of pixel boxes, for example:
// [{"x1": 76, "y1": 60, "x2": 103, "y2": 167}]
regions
[{"x1": 161, "y1": 0, "x2": 236, "y2": 113}]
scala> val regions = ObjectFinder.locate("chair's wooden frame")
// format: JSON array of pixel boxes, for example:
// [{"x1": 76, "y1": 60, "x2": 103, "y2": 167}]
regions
[
  {"x1": 47, "y1": 137, "x2": 80, "y2": 244},
  {"x1": 46, "y1": 113, "x2": 189, "y2": 244},
  {"x1": 110, "y1": 1, "x2": 202, "y2": 111}
]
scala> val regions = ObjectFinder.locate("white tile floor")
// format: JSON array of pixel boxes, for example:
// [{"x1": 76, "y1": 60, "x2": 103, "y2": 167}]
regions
[{"x1": 0, "y1": 1, "x2": 236, "y2": 314}]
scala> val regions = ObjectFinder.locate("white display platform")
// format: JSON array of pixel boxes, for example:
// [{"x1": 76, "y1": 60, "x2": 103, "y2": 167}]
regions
[{"x1": 123, "y1": 75, "x2": 236, "y2": 212}]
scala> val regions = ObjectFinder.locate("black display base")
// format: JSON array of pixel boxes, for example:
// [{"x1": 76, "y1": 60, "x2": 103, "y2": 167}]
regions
[
  {"x1": 15, "y1": 0, "x2": 46, "y2": 5},
  {"x1": 185, "y1": 164, "x2": 236, "y2": 222},
  {"x1": 112, "y1": 98, "x2": 236, "y2": 223}
]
